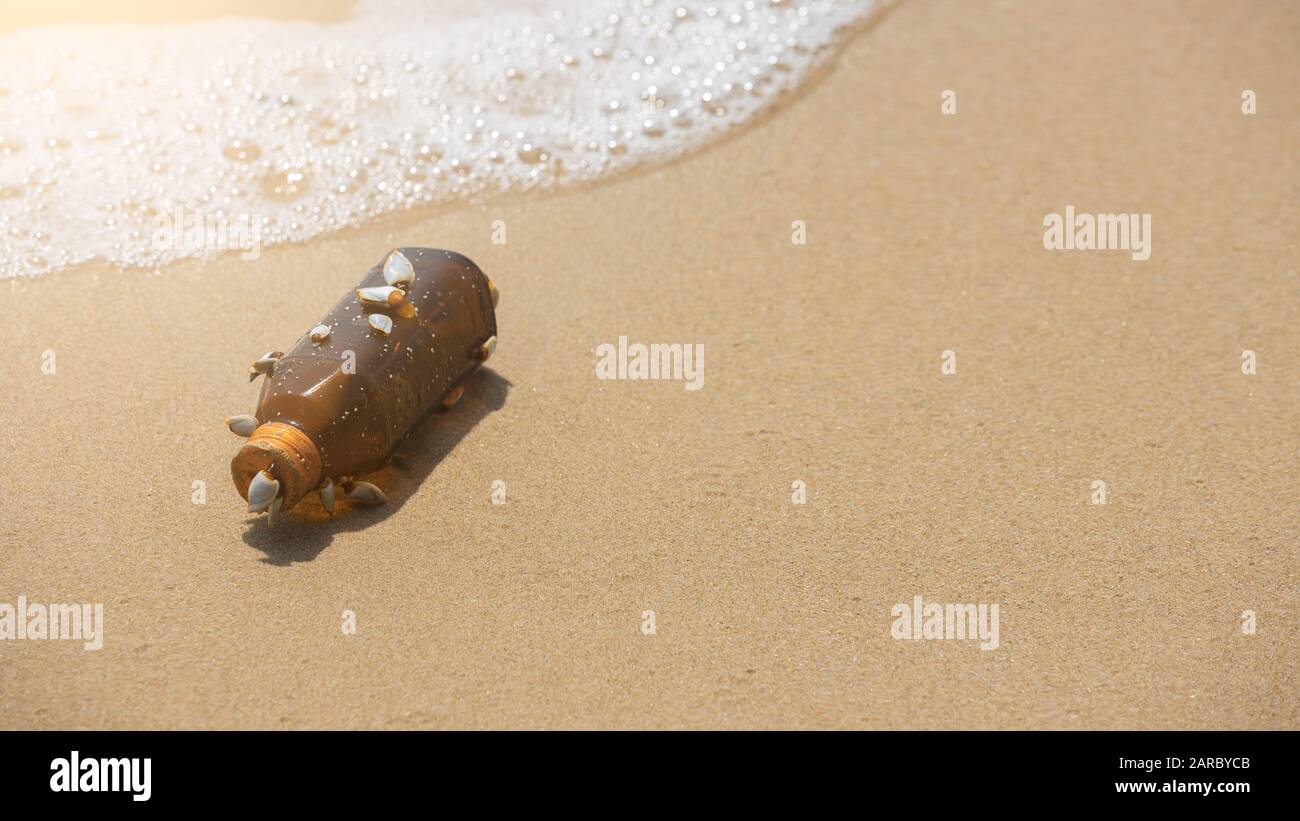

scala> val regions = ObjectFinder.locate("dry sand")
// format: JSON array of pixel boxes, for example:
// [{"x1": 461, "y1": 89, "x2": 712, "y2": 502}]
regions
[{"x1": 1, "y1": 0, "x2": 1297, "y2": 729}]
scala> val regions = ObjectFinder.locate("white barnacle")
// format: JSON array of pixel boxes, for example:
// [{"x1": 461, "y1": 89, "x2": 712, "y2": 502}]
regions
[
  {"x1": 368, "y1": 314, "x2": 393, "y2": 335},
  {"x1": 319, "y1": 478, "x2": 336, "y2": 515},
  {"x1": 309, "y1": 324, "x2": 332, "y2": 343},
  {"x1": 247, "y1": 469, "x2": 280, "y2": 513},
  {"x1": 226, "y1": 414, "x2": 259, "y2": 437},
  {"x1": 383, "y1": 249, "x2": 415, "y2": 288},
  {"x1": 249, "y1": 350, "x2": 283, "y2": 379},
  {"x1": 347, "y1": 481, "x2": 387, "y2": 504},
  {"x1": 267, "y1": 494, "x2": 283, "y2": 526},
  {"x1": 356, "y1": 285, "x2": 406, "y2": 308}
]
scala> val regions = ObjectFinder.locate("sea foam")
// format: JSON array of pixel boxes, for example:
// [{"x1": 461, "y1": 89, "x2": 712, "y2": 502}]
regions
[{"x1": 0, "y1": 0, "x2": 875, "y2": 277}]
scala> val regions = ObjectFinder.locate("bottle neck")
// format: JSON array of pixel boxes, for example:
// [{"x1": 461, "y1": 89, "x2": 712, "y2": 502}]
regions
[{"x1": 230, "y1": 422, "x2": 323, "y2": 512}]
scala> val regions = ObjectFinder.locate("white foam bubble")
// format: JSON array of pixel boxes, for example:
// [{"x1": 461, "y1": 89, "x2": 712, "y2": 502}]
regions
[{"x1": 0, "y1": 0, "x2": 875, "y2": 277}]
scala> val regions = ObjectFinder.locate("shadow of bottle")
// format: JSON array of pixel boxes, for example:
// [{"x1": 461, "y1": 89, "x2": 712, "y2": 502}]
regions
[{"x1": 240, "y1": 366, "x2": 510, "y2": 565}]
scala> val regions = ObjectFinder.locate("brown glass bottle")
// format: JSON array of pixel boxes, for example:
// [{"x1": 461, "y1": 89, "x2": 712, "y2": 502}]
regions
[{"x1": 231, "y1": 248, "x2": 498, "y2": 513}]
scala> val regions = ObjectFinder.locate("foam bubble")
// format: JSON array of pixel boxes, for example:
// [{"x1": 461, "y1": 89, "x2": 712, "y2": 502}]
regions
[{"x1": 0, "y1": 0, "x2": 875, "y2": 277}]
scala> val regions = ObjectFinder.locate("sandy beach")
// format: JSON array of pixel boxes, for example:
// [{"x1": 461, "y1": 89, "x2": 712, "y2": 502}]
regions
[{"x1": 1, "y1": 0, "x2": 1296, "y2": 729}]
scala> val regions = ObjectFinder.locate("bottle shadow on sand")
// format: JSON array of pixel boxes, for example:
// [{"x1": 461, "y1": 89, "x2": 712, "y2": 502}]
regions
[{"x1": 240, "y1": 367, "x2": 510, "y2": 565}]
